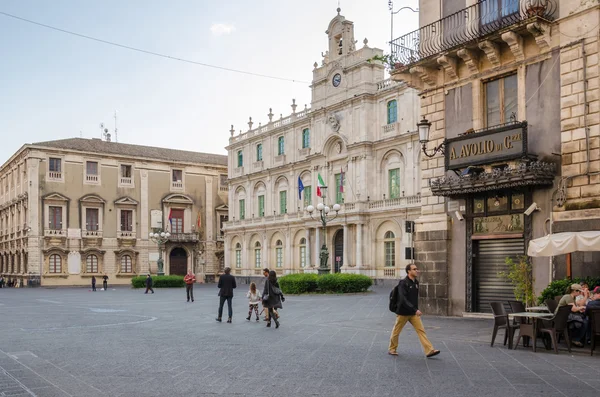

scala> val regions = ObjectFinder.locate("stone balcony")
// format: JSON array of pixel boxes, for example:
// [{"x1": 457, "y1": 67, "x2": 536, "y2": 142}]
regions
[
  {"x1": 167, "y1": 233, "x2": 199, "y2": 243},
  {"x1": 389, "y1": 0, "x2": 557, "y2": 88}
]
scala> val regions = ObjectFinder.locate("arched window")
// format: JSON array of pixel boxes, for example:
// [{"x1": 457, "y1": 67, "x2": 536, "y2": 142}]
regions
[
  {"x1": 254, "y1": 241, "x2": 262, "y2": 268},
  {"x1": 299, "y1": 237, "x2": 306, "y2": 268},
  {"x1": 237, "y1": 150, "x2": 243, "y2": 167},
  {"x1": 278, "y1": 136, "x2": 285, "y2": 155},
  {"x1": 86, "y1": 254, "x2": 98, "y2": 273},
  {"x1": 275, "y1": 240, "x2": 283, "y2": 268},
  {"x1": 387, "y1": 100, "x2": 397, "y2": 124},
  {"x1": 49, "y1": 254, "x2": 62, "y2": 273},
  {"x1": 121, "y1": 255, "x2": 132, "y2": 273},
  {"x1": 384, "y1": 231, "x2": 396, "y2": 267},
  {"x1": 235, "y1": 243, "x2": 242, "y2": 268}
]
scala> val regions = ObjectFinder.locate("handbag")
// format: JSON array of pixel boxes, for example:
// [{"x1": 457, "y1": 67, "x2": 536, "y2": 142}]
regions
[{"x1": 262, "y1": 292, "x2": 270, "y2": 302}]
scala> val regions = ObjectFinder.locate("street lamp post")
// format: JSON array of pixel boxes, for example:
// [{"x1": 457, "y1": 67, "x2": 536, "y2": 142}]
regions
[
  {"x1": 388, "y1": 1, "x2": 419, "y2": 54},
  {"x1": 149, "y1": 230, "x2": 171, "y2": 276},
  {"x1": 305, "y1": 186, "x2": 341, "y2": 275},
  {"x1": 417, "y1": 116, "x2": 446, "y2": 158}
]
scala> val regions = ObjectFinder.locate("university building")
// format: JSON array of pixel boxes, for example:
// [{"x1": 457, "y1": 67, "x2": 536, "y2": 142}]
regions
[
  {"x1": 390, "y1": 0, "x2": 599, "y2": 314},
  {"x1": 0, "y1": 138, "x2": 228, "y2": 286},
  {"x1": 223, "y1": 10, "x2": 422, "y2": 278}
]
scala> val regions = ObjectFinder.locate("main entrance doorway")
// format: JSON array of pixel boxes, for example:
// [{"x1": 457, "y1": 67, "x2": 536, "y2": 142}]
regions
[
  {"x1": 473, "y1": 238, "x2": 524, "y2": 313},
  {"x1": 169, "y1": 247, "x2": 188, "y2": 275},
  {"x1": 333, "y1": 230, "x2": 343, "y2": 273}
]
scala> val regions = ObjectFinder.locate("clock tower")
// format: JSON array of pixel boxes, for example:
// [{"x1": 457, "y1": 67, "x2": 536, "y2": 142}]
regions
[{"x1": 311, "y1": 8, "x2": 386, "y2": 109}]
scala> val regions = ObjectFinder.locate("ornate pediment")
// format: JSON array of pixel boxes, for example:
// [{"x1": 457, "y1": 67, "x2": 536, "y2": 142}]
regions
[
  {"x1": 114, "y1": 196, "x2": 139, "y2": 206},
  {"x1": 80, "y1": 194, "x2": 106, "y2": 204},
  {"x1": 162, "y1": 193, "x2": 194, "y2": 205},
  {"x1": 215, "y1": 204, "x2": 228, "y2": 213},
  {"x1": 42, "y1": 192, "x2": 69, "y2": 202}
]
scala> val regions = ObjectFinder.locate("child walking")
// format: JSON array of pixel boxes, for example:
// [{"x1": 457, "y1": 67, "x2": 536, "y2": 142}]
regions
[{"x1": 246, "y1": 282, "x2": 261, "y2": 321}]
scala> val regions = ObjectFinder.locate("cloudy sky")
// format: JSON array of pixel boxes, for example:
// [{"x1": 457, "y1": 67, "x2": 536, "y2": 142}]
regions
[{"x1": 0, "y1": 0, "x2": 418, "y2": 164}]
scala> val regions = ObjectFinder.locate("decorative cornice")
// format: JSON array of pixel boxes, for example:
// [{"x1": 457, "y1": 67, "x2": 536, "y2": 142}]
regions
[
  {"x1": 430, "y1": 161, "x2": 556, "y2": 197},
  {"x1": 478, "y1": 40, "x2": 501, "y2": 68},
  {"x1": 457, "y1": 48, "x2": 479, "y2": 75},
  {"x1": 437, "y1": 55, "x2": 458, "y2": 80},
  {"x1": 527, "y1": 21, "x2": 551, "y2": 52},
  {"x1": 501, "y1": 31, "x2": 525, "y2": 62}
]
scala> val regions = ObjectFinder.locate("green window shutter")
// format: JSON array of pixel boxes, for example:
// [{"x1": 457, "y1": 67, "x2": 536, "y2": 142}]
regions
[
  {"x1": 239, "y1": 199, "x2": 245, "y2": 220},
  {"x1": 279, "y1": 191, "x2": 287, "y2": 214},
  {"x1": 303, "y1": 186, "x2": 312, "y2": 207},
  {"x1": 387, "y1": 100, "x2": 397, "y2": 124},
  {"x1": 256, "y1": 144, "x2": 262, "y2": 161},
  {"x1": 235, "y1": 249, "x2": 241, "y2": 268},
  {"x1": 389, "y1": 168, "x2": 400, "y2": 199},
  {"x1": 278, "y1": 136, "x2": 285, "y2": 155},
  {"x1": 258, "y1": 195, "x2": 265, "y2": 217},
  {"x1": 237, "y1": 151, "x2": 243, "y2": 167},
  {"x1": 302, "y1": 129, "x2": 310, "y2": 148},
  {"x1": 335, "y1": 174, "x2": 343, "y2": 204}
]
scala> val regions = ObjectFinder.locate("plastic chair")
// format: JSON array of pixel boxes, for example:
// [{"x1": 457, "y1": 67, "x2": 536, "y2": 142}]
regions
[
  {"x1": 589, "y1": 309, "x2": 600, "y2": 356},
  {"x1": 490, "y1": 302, "x2": 518, "y2": 348},
  {"x1": 539, "y1": 305, "x2": 572, "y2": 354},
  {"x1": 545, "y1": 299, "x2": 558, "y2": 314}
]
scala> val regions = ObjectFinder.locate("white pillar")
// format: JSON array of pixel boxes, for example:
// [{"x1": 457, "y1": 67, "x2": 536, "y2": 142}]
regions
[
  {"x1": 315, "y1": 227, "x2": 320, "y2": 266},
  {"x1": 356, "y1": 223, "x2": 362, "y2": 268},
  {"x1": 343, "y1": 224, "x2": 348, "y2": 269},
  {"x1": 305, "y1": 228, "x2": 311, "y2": 267}
]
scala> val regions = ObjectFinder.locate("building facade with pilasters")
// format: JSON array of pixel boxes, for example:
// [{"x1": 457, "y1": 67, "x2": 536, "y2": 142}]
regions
[
  {"x1": 0, "y1": 138, "x2": 228, "y2": 286},
  {"x1": 224, "y1": 10, "x2": 422, "y2": 278},
  {"x1": 390, "y1": 0, "x2": 599, "y2": 315}
]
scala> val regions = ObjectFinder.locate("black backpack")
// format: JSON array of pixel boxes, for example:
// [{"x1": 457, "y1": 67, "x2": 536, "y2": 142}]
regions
[{"x1": 389, "y1": 285, "x2": 399, "y2": 313}]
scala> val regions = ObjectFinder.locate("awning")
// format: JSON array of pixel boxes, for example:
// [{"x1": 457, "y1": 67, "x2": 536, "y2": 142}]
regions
[{"x1": 527, "y1": 231, "x2": 600, "y2": 257}]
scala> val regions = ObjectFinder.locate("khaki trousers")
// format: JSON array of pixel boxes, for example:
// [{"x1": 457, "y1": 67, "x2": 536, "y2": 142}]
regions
[{"x1": 388, "y1": 314, "x2": 435, "y2": 355}]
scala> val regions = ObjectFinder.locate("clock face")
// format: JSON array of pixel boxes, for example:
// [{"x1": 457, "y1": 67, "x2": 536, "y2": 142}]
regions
[{"x1": 332, "y1": 73, "x2": 342, "y2": 87}]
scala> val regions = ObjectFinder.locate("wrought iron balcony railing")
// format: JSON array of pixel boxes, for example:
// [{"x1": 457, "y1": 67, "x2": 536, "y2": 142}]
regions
[{"x1": 391, "y1": 0, "x2": 557, "y2": 67}]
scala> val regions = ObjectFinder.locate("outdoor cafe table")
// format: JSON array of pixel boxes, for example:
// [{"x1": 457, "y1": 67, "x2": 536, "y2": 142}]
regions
[
  {"x1": 508, "y1": 312, "x2": 554, "y2": 352},
  {"x1": 526, "y1": 306, "x2": 550, "y2": 312}
]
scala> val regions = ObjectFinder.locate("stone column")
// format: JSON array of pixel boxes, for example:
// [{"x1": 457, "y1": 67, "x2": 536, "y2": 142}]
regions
[
  {"x1": 305, "y1": 228, "x2": 311, "y2": 267},
  {"x1": 342, "y1": 224, "x2": 348, "y2": 269},
  {"x1": 356, "y1": 223, "x2": 362, "y2": 268}
]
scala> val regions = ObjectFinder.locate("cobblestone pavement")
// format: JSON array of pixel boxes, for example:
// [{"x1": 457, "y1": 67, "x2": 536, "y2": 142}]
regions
[{"x1": 0, "y1": 284, "x2": 598, "y2": 396}]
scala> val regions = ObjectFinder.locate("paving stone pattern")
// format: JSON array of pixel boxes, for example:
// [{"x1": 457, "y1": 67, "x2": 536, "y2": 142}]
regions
[{"x1": 0, "y1": 285, "x2": 598, "y2": 396}]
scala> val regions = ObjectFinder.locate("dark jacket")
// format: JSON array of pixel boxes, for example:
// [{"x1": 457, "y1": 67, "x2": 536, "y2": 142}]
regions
[
  {"x1": 218, "y1": 274, "x2": 237, "y2": 297},
  {"x1": 146, "y1": 276, "x2": 153, "y2": 287},
  {"x1": 262, "y1": 279, "x2": 283, "y2": 309},
  {"x1": 91, "y1": 276, "x2": 96, "y2": 285},
  {"x1": 585, "y1": 299, "x2": 600, "y2": 317},
  {"x1": 394, "y1": 277, "x2": 419, "y2": 316}
]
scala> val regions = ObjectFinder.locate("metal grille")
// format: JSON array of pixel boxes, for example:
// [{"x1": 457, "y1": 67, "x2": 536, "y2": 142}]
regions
[{"x1": 474, "y1": 238, "x2": 524, "y2": 312}]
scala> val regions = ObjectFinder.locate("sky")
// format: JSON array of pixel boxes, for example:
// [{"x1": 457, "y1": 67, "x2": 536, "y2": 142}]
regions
[{"x1": 0, "y1": 0, "x2": 419, "y2": 165}]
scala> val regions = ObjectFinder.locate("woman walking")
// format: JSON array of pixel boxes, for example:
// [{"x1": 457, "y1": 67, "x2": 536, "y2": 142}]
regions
[{"x1": 262, "y1": 270, "x2": 284, "y2": 328}]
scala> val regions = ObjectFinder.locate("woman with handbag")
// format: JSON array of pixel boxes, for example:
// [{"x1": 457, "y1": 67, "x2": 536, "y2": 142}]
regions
[{"x1": 262, "y1": 270, "x2": 284, "y2": 329}]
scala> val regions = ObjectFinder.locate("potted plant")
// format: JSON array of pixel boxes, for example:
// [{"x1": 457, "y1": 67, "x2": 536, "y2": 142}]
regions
[{"x1": 500, "y1": 255, "x2": 536, "y2": 307}]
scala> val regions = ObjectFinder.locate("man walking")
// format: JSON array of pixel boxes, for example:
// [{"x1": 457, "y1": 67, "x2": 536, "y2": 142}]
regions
[
  {"x1": 144, "y1": 274, "x2": 154, "y2": 294},
  {"x1": 91, "y1": 275, "x2": 96, "y2": 291},
  {"x1": 388, "y1": 264, "x2": 440, "y2": 358},
  {"x1": 102, "y1": 274, "x2": 108, "y2": 291},
  {"x1": 216, "y1": 267, "x2": 236, "y2": 323},
  {"x1": 184, "y1": 269, "x2": 196, "y2": 302}
]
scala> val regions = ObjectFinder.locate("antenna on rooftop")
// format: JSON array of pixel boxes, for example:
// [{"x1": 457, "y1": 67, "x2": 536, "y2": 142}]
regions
[{"x1": 99, "y1": 111, "x2": 119, "y2": 143}]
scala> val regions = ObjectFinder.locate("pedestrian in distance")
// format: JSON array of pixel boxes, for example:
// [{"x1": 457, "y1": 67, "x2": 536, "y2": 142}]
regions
[
  {"x1": 144, "y1": 274, "x2": 154, "y2": 294},
  {"x1": 91, "y1": 275, "x2": 96, "y2": 291},
  {"x1": 261, "y1": 268, "x2": 278, "y2": 322},
  {"x1": 102, "y1": 274, "x2": 108, "y2": 291},
  {"x1": 246, "y1": 282, "x2": 261, "y2": 321},
  {"x1": 184, "y1": 269, "x2": 196, "y2": 302},
  {"x1": 216, "y1": 267, "x2": 236, "y2": 323},
  {"x1": 262, "y1": 270, "x2": 284, "y2": 329},
  {"x1": 388, "y1": 264, "x2": 440, "y2": 358}
]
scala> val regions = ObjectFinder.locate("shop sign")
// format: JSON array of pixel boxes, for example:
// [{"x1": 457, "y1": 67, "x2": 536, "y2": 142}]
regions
[
  {"x1": 445, "y1": 122, "x2": 527, "y2": 170},
  {"x1": 473, "y1": 214, "x2": 524, "y2": 235}
]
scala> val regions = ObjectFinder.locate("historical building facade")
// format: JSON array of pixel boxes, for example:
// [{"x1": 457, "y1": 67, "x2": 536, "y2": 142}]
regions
[
  {"x1": 0, "y1": 138, "x2": 228, "y2": 286},
  {"x1": 390, "y1": 0, "x2": 599, "y2": 314},
  {"x1": 224, "y1": 10, "x2": 422, "y2": 278}
]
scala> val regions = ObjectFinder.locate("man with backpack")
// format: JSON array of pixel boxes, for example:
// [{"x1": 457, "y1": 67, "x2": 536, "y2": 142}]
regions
[{"x1": 388, "y1": 264, "x2": 440, "y2": 358}]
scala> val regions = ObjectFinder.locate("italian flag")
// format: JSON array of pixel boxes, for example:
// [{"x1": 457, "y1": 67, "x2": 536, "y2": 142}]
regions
[{"x1": 317, "y1": 173, "x2": 325, "y2": 197}]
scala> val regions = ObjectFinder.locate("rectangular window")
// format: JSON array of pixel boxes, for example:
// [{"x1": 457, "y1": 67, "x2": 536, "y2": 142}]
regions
[
  {"x1": 86, "y1": 208, "x2": 99, "y2": 231},
  {"x1": 49, "y1": 158, "x2": 61, "y2": 173},
  {"x1": 255, "y1": 248, "x2": 261, "y2": 268},
  {"x1": 49, "y1": 206, "x2": 62, "y2": 230},
  {"x1": 239, "y1": 199, "x2": 245, "y2": 220},
  {"x1": 335, "y1": 173, "x2": 344, "y2": 204},
  {"x1": 387, "y1": 100, "x2": 398, "y2": 124},
  {"x1": 121, "y1": 164, "x2": 132, "y2": 178},
  {"x1": 86, "y1": 161, "x2": 98, "y2": 175},
  {"x1": 120, "y1": 210, "x2": 133, "y2": 232},
  {"x1": 278, "y1": 136, "x2": 285, "y2": 155},
  {"x1": 172, "y1": 169, "x2": 182, "y2": 182},
  {"x1": 389, "y1": 168, "x2": 400, "y2": 199},
  {"x1": 485, "y1": 74, "x2": 518, "y2": 127},
  {"x1": 300, "y1": 246, "x2": 306, "y2": 268},
  {"x1": 171, "y1": 209, "x2": 184, "y2": 233},
  {"x1": 481, "y1": 0, "x2": 519, "y2": 26},
  {"x1": 235, "y1": 249, "x2": 242, "y2": 268},
  {"x1": 258, "y1": 195, "x2": 265, "y2": 217},
  {"x1": 279, "y1": 191, "x2": 287, "y2": 214},
  {"x1": 302, "y1": 129, "x2": 310, "y2": 148},
  {"x1": 303, "y1": 186, "x2": 312, "y2": 208},
  {"x1": 256, "y1": 144, "x2": 263, "y2": 161},
  {"x1": 237, "y1": 151, "x2": 243, "y2": 167},
  {"x1": 276, "y1": 247, "x2": 283, "y2": 268},
  {"x1": 385, "y1": 241, "x2": 396, "y2": 267}
]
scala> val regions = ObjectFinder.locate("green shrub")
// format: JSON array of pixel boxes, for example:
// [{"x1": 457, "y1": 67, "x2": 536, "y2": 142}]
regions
[
  {"x1": 279, "y1": 273, "x2": 318, "y2": 294},
  {"x1": 316, "y1": 273, "x2": 373, "y2": 293},
  {"x1": 538, "y1": 276, "x2": 600, "y2": 304},
  {"x1": 131, "y1": 275, "x2": 185, "y2": 288}
]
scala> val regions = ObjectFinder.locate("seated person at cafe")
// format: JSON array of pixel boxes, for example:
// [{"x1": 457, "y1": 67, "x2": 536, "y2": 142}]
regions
[
  {"x1": 585, "y1": 287, "x2": 600, "y2": 339},
  {"x1": 576, "y1": 282, "x2": 591, "y2": 307},
  {"x1": 557, "y1": 283, "x2": 588, "y2": 347}
]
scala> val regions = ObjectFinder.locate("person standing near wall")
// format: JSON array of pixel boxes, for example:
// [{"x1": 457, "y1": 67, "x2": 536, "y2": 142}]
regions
[{"x1": 184, "y1": 270, "x2": 196, "y2": 302}]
